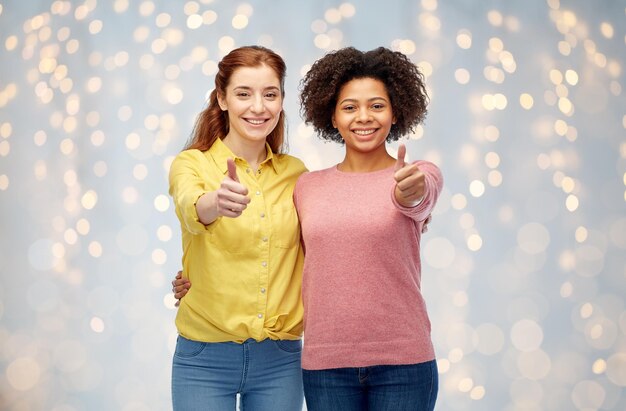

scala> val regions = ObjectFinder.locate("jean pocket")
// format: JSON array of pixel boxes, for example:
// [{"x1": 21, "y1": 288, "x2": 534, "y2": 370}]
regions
[
  {"x1": 174, "y1": 335, "x2": 208, "y2": 358},
  {"x1": 273, "y1": 339, "x2": 302, "y2": 353}
]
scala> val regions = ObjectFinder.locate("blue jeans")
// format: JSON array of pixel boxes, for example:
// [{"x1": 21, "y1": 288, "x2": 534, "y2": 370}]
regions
[
  {"x1": 302, "y1": 361, "x2": 438, "y2": 411},
  {"x1": 172, "y1": 335, "x2": 303, "y2": 411}
]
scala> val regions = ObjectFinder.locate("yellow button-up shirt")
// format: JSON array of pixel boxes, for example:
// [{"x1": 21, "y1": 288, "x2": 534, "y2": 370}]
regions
[{"x1": 169, "y1": 138, "x2": 306, "y2": 343}]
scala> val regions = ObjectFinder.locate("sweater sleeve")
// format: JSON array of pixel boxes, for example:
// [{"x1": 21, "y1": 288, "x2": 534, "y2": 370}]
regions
[{"x1": 390, "y1": 160, "x2": 443, "y2": 222}]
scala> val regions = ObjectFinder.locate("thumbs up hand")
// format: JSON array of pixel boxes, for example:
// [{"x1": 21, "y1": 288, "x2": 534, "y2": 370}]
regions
[
  {"x1": 216, "y1": 158, "x2": 250, "y2": 218},
  {"x1": 393, "y1": 144, "x2": 425, "y2": 208}
]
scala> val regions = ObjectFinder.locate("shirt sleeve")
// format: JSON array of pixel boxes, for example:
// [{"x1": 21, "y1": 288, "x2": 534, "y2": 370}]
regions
[
  {"x1": 169, "y1": 150, "x2": 215, "y2": 235},
  {"x1": 390, "y1": 160, "x2": 443, "y2": 222}
]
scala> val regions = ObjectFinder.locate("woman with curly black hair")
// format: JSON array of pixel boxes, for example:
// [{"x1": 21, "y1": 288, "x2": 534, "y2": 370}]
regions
[{"x1": 294, "y1": 47, "x2": 443, "y2": 410}]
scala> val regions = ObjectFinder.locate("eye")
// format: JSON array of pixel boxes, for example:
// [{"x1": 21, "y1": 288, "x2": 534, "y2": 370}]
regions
[
  {"x1": 236, "y1": 91, "x2": 250, "y2": 98},
  {"x1": 372, "y1": 103, "x2": 385, "y2": 110},
  {"x1": 342, "y1": 105, "x2": 356, "y2": 112},
  {"x1": 265, "y1": 92, "x2": 278, "y2": 99}
]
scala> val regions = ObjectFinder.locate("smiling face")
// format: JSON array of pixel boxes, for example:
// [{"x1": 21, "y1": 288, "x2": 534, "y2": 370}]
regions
[
  {"x1": 332, "y1": 77, "x2": 395, "y2": 156},
  {"x1": 218, "y1": 64, "x2": 283, "y2": 146}
]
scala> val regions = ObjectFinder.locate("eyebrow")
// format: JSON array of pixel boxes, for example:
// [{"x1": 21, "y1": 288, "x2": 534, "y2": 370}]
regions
[
  {"x1": 338, "y1": 96, "x2": 389, "y2": 105},
  {"x1": 232, "y1": 85, "x2": 281, "y2": 91}
]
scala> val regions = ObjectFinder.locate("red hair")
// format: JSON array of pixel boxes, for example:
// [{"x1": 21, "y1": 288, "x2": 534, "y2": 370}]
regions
[{"x1": 185, "y1": 46, "x2": 287, "y2": 153}]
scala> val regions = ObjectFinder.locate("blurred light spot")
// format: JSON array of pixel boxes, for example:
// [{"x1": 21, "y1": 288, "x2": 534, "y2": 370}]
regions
[
  {"x1": 485, "y1": 152, "x2": 500, "y2": 168},
  {"x1": 154, "y1": 194, "x2": 170, "y2": 212},
  {"x1": 459, "y1": 377, "x2": 474, "y2": 392},
  {"x1": 455, "y1": 68, "x2": 470, "y2": 84},
  {"x1": 451, "y1": 193, "x2": 467, "y2": 210},
  {"x1": 517, "y1": 349, "x2": 551, "y2": 380},
  {"x1": 157, "y1": 225, "x2": 173, "y2": 241},
  {"x1": 511, "y1": 319, "x2": 544, "y2": 351},
  {"x1": 487, "y1": 170, "x2": 502, "y2": 187},
  {"x1": 498, "y1": 205, "x2": 514, "y2": 223},
  {"x1": 470, "y1": 386, "x2": 485, "y2": 400},
  {"x1": 203, "y1": 10, "x2": 218, "y2": 25},
  {"x1": 93, "y1": 161, "x2": 107, "y2": 177},
  {"x1": 517, "y1": 222, "x2": 550, "y2": 254},
  {"x1": 449, "y1": 348, "x2": 464, "y2": 363},
  {"x1": 565, "y1": 194, "x2": 579, "y2": 211},
  {"x1": 484, "y1": 125, "x2": 499, "y2": 142},
  {"x1": 571, "y1": 380, "x2": 605, "y2": 410},
  {"x1": 600, "y1": 22, "x2": 614, "y2": 38},
  {"x1": 487, "y1": 10, "x2": 503, "y2": 26},
  {"x1": 592, "y1": 358, "x2": 606, "y2": 374},
  {"x1": 218, "y1": 36, "x2": 235, "y2": 52},
  {"x1": 437, "y1": 358, "x2": 450, "y2": 373},
  {"x1": 469, "y1": 180, "x2": 485, "y2": 197},
  {"x1": 0, "y1": 140, "x2": 9, "y2": 156},
  {"x1": 452, "y1": 291, "x2": 468, "y2": 307},
  {"x1": 122, "y1": 186, "x2": 138, "y2": 204},
  {"x1": 339, "y1": 3, "x2": 356, "y2": 17},
  {"x1": 456, "y1": 30, "x2": 472, "y2": 49},
  {"x1": 81, "y1": 190, "x2": 98, "y2": 210},
  {"x1": 520, "y1": 93, "x2": 534, "y2": 109},
  {"x1": 6, "y1": 357, "x2": 41, "y2": 391},
  {"x1": 580, "y1": 302, "x2": 593, "y2": 319},
  {"x1": 606, "y1": 353, "x2": 626, "y2": 386},
  {"x1": 0, "y1": 174, "x2": 8, "y2": 190},
  {"x1": 467, "y1": 234, "x2": 482, "y2": 251},
  {"x1": 187, "y1": 14, "x2": 203, "y2": 29},
  {"x1": 325, "y1": 8, "x2": 342, "y2": 24},
  {"x1": 475, "y1": 323, "x2": 504, "y2": 355},
  {"x1": 91, "y1": 317, "x2": 105, "y2": 333},
  {"x1": 60, "y1": 138, "x2": 74, "y2": 155},
  {"x1": 64, "y1": 228, "x2": 78, "y2": 245},
  {"x1": 152, "y1": 248, "x2": 167, "y2": 265},
  {"x1": 575, "y1": 226, "x2": 587, "y2": 243},
  {"x1": 232, "y1": 14, "x2": 248, "y2": 29},
  {"x1": 424, "y1": 237, "x2": 456, "y2": 269},
  {"x1": 88, "y1": 241, "x2": 102, "y2": 257},
  {"x1": 76, "y1": 218, "x2": 90, "y2": 235},
  {"x1": 459, "y1": 213, "x2": 474, "y2": 229},
  {"x1": 314, "y1": 34, "x2": 331, "y2": 49},
  {"x1": 133, "y1": 164, "x2": 148, "y2": 180}
]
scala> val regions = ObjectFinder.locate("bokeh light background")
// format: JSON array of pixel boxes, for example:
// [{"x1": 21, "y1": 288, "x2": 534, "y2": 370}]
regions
[{"x1": 1, "y1": 0, "x2": 625, "y2": 410}]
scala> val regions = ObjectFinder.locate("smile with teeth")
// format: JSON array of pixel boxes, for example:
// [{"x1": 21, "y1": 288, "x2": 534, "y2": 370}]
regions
[
  {"x1": 245, "y1": 118, "x2": 267, "y2": 125},
  {"x1": 353, "y1": 129, "x2": 376, "y2": 136}
]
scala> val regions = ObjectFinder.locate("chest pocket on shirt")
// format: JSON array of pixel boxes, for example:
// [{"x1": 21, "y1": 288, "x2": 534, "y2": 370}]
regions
[
  {"x1": 271, "y1": 203, "x2": 299, "y2": 249},
  {"x1": 208, "y1": 213, "x2": 258, "y2": 254}
]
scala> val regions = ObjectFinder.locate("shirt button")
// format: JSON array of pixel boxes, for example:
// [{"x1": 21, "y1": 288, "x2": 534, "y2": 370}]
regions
[
  {"x1": 256, "y1": 190, "x2": 261, "y2": 195},
  {"x1": 258, "y1": 314, "x2": 263, "y2": 318},
  {"x1": 260, "y1": 288, "x2": 266, "y2": 293},
  {"x1": 260, "y1": 213, "x2": 265, "y2": 218},
  {"x1": 261, "y1": 261, "x2": 267, "y2": 267},
  {"x1": 262, "y1": 237, "x2": 268, "y2": 242},
  {"x1": 246, "y1": 168, "x2": 250, "y2": 173}
]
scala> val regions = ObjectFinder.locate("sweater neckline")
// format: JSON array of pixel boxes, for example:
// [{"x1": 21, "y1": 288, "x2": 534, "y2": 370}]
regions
[{"x1": 332, "y1": 164, "x2": 395, "y2": 176}]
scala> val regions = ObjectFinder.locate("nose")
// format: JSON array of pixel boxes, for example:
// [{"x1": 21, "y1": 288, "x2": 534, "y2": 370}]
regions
[
  {"x1": 356, "y1": 108, "x2": 371, "y2": 122},
  {"x1": 250, "y1": 95, "x2": 265, "y2": 113}
]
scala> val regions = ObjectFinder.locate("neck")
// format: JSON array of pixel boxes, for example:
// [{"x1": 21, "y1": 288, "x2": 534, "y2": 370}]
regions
[
  {"x1": 222, "y1": 136, "x2": 267, "y2": 171},
  {"x1": 337, "y1": 145, "x2": 395, "y2": 173}
]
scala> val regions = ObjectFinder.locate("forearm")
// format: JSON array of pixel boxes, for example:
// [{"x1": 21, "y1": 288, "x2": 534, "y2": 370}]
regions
[{"x1": 196, "y1": 191, "x2": 220, "y2": 225}]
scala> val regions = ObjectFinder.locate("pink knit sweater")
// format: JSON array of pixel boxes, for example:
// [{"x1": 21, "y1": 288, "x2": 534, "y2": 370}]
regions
[{"x1": 293, "y1": 162, "x2": 443, "y2": 370}]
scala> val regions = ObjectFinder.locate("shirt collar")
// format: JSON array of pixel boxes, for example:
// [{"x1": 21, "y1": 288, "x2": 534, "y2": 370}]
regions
[{"x1": 209, "y1": 138, "x2": 280, "y2": 175}]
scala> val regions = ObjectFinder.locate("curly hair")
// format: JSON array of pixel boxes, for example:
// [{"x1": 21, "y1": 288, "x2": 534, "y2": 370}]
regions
[{"x1": 299, "y1": 47, "x2": 428, "y2": 143}]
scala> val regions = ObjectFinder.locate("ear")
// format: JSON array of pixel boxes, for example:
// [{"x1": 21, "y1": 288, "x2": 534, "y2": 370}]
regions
[
  {"x1": 217, "y1": 92, "x2": 227, "y2": 111},
  {"x1": 392, "y1": 114, "x2": 397, "y2": 125},
  {"x1": 331, "y1": 115, "x2": 337, "y2": 129}
]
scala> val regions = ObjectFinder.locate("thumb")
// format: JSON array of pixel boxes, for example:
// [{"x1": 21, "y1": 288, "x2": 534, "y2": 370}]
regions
[
  {"x1": 226, "y1": 158, "x2": 239, "y2": 182},
  {"x1": 394, "y1": 144, "x2": 406, "y2": 171}
]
